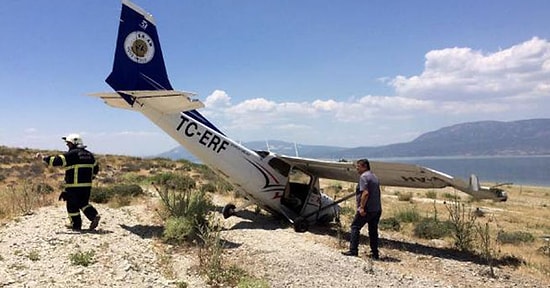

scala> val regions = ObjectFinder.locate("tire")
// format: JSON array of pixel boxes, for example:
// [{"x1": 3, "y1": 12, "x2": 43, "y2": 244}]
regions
[
  {"x1": 293, "y1": 218, "x2": 309, "y2": 233},
  {"x1": 222, "y1": 203, "x2": 236, "y2": 219}
]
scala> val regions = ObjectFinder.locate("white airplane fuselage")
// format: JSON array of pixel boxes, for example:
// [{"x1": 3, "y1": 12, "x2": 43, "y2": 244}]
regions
[{"x1": 136, "y1": 101, "x2": 333, "y2": 223}]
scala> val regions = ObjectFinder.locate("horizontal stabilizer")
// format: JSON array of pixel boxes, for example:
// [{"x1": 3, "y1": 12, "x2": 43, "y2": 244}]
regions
[{"x1": 89, "y1": 90, "x2": 204, "y2": 113}]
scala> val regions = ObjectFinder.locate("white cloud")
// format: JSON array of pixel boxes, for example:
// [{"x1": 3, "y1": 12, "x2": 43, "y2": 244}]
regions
[
  {"x1": 204, "y1": 90, "x2": 231, "y2": 108},
  {"x1": 195, "y1": 38, "x2": 550, "y2": 148},
  {"x1": 391, "y1": 37, "x2": 550, "y2": 102}
]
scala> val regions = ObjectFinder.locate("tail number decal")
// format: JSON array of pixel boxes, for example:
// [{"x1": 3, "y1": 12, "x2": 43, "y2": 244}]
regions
[{"x1": 176, "y1": 115, "x2": 229, "y2": 153}]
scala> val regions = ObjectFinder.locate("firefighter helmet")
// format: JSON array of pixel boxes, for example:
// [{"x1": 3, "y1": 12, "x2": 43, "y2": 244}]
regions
[{"x1": 62, "y1": 133, "x2": 85, "y2": 147}]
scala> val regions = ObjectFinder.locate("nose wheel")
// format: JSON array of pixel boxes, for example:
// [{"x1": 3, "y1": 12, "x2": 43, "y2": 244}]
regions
[{"x1": 222, "y1": 203, "x2": 236, "y2": 219}]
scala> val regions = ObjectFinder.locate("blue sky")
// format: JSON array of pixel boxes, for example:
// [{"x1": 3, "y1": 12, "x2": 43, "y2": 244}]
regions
[{"x1": 2, "y1": 0, "x2": 550, "y2": 156}]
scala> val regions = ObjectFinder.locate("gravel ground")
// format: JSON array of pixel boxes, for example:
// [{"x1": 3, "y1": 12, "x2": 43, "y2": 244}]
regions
[{"x1": 0, "y1": 196, "x2": 548, "y2": 288}]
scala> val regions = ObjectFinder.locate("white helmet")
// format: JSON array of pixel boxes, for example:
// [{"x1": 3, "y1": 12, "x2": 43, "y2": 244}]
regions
[{"x1": 62, "y1": 133, "x2": 85, "y2": 148}]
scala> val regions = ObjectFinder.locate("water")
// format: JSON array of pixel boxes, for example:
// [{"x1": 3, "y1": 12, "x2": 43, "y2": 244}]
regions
[{"x1": 377, "y1": 155, "x2": 550, "y2": 187}]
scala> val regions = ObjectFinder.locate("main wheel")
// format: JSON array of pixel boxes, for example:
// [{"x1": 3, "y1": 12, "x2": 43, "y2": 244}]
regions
[
  {"x1": 293, "y1": 218, "x2": 309, "y2": 233},
  {"x1": 222, "y1": 203, "x2": 236, "y2": 219}
]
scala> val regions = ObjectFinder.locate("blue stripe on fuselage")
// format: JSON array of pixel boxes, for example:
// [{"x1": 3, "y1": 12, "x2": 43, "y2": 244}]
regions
[{"x1": 184, "y1": 110, "x2": 224, "y2": 136}]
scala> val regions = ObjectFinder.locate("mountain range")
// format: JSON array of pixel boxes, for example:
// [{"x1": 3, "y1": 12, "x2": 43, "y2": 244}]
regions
[{"x1": 157, "y1": 118, "x2": 550, "y2": 161}]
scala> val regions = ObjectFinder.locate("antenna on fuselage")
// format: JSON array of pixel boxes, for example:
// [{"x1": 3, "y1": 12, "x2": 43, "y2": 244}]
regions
[
  {"x1": 265, "y1": 139, "x2": 271, "y2": 152},
  {"x1": 294, "y1": 142, "x2": 299, "y2": 157}
]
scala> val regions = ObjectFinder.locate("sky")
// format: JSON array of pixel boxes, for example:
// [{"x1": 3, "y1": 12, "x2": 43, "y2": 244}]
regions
[{"x1": 2, "y1": 0, "x2": 550, "y2": 156}]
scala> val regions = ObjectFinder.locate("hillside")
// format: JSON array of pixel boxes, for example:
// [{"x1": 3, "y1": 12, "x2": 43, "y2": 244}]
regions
[{"x1": 159, "y1": 118, "x2": 550, "y2": 160}]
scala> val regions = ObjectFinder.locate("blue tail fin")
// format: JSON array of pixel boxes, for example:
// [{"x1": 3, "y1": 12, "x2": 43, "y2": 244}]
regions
[
  {"x1": 106, "y1": 0, "x2": 224, "y2": 135},
  {"x1": 106, "y1": 0, "x2": 173, "y2": 102}
]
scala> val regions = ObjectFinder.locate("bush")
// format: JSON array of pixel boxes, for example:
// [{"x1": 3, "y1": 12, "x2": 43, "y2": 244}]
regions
[
  {"x1": 200, "y1": 182, "x2": 217, "y2": 193},
  {"x1": 156, "y1": 175, "x2": 212, "y2": 242},
  {"x1": 414, "y1": 218, "x2": 452, "y2": 239},
  {"x1": 396, "y1": 191, "x2": 413, "y2": 202},
  {"x1": 90, "y1": 187, "x2": 112, "y2": 203},
  {"x1": 497, "y1": 231, "x2": 535, "y2": 245},
  {"x1": 395, "y1": 207, "x2": 421, "y2": 223},
  {"x1": 425, "y1": 190, "x2": 437, "y2": 199},
  {"x1": 445, "y1": 200, "x2": 478, "y2": 251},
  {"x1": 379, "y1": 217, "x2": 401, "y2": 231},
  {"x1": 162, "y1": 216, "x2": 196, "y2": 244},
  {"x1": 69, "y1": 250, "x2": 95, "y2": 267},
  {"x1": 91, "y1": 184, "x2": 143, "y2": 204},
  {"x1": 150, "y1": 172, "x2": 196, "y2": 191},
  {"x1": 111, "y1": 184, "x2": 143, "y2": 197}
]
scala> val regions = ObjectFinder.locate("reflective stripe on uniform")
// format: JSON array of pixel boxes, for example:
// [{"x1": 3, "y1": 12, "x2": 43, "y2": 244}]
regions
[
  {"x1": 68, "y1": 212, "x2": 80, "y2": 217},
  {"x1": 65, "y1": 162, "x2": 96, "y2": 186},
  {"x1": 81, "y1": 204, "x2": 92, "y2": 211},
  {"x1": 49, "y1": 154, "x2": 67, "y2": 167},
  {"x1": 65, "y1": 183, "x2": 93, "y2": 188}
]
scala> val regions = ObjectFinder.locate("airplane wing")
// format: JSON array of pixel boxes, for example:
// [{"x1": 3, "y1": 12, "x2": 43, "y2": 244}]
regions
[{"x1": 276, "y1": 155, "x2": 507, "y2": 201}]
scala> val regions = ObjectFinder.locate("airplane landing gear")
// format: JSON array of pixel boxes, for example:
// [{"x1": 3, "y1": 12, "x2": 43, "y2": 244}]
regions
[
  {"x1": 222, "y1": 203, "x2": 236, "y2": 219},
  {"x1": 293, "y1": 217, "x2": 309, "y2": 233}
]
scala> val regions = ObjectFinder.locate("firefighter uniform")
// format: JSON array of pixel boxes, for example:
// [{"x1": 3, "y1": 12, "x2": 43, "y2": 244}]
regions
[{"x1": 41, "y1": 135, "x2": 100, "y2": 230}]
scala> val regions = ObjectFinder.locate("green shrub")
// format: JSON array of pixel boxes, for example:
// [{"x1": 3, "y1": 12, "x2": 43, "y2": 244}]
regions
[
  {"x1": 200, "y1": 183, "x2": 217, "y2": 193},
  {"x1": 395, "y1": 207, "x2": 421, "y2": 223},
  {"x1": 445, "y1": 200, "x2": 478, "y2": 251},
  {"x1": 35, "y1": 183, "x2": 54, "y2": 194},
  {"x1": 91, "y1": 184, "x2": 143, "y2": 203},
  {"x1": 425, "y1": 190, "x2": 437, "y2": 199},
  {"x1": 90, "y1": 187, "x2": 113, "y2": 203},
  {"x1": 396, "y1": 191, "x2": 413, "y2": 202},
  {"x1": 497, "y1": 231, "x2": 535, "y2": 245},
  {"x1": 162, "y1": 216, "x2": 196, "y2": 244},
  {"x1": 69, "y1": 250, "x2": 95, "y2": 267},
  {"x1": 379, "y1": 217, "x2": 401, "y2": 231},
  {"x1": 339, "y1": 206, "x2": 355, "y2": 218},
  {"x1": 122, "y1": 173, "x2": 147, "y2": 184},
  {"x1": 111, "y1": 184, "x2": 143, "y2": 197},
  {"x1": 150, "y1": 172, "x2": 196, "y2": 191},
  {"x1": 414, "y1": 218, "x2": 452, "y2": 239}
]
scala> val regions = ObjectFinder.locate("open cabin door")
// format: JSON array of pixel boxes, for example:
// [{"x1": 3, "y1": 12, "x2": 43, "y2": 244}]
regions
[{"x1": 281, "y1": 166, "x2": 321, "y2": 218}]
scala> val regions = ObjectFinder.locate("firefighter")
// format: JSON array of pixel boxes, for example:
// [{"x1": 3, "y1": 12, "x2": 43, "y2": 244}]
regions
[{"x1": 36, "y1": 134, "x2": 101, "y2": 231}]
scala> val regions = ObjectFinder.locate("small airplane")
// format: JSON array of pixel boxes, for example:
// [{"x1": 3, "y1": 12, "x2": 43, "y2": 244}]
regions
[{"x1": 91, "y1": 0, "x2": 507, "y2": 232}]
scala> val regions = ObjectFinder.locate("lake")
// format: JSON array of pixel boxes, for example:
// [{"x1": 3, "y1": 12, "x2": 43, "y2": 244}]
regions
[{"x1": 376, "y1": 155, "x2": 550, "y2": 187}]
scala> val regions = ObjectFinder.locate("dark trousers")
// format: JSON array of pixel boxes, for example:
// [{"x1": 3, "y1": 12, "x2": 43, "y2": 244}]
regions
[
  {"x1": 349, "y1": 210, "x2": 382, "y2": 256},
  {"x1": 65, "y1": 188, "x2": 98, "y2": 229}
]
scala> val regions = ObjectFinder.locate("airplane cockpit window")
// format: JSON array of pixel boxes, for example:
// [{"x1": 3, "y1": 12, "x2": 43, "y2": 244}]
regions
[
  {"x1": 268, "y1": 158, "x2": 290, "y2": 177},
  {"x1": 255, "y1": 150, "x2": 269, "y2": 159}
]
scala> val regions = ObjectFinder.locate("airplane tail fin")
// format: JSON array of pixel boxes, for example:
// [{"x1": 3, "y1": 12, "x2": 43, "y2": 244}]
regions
[
  {"x1": 465, "y1": 174, "x2": 507, "y2": 201},
  {"x1": 100, "y1": 0, "x2": 224, "y2": 134},
  {"x1": 468, "y1": 174, "x2": 480, "y2": 192},
  {"x1": 106, "y1": 0, "x2": 173, "y2": 104}
]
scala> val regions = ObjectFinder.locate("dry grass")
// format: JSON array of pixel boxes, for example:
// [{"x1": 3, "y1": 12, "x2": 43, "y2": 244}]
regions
[
  {"x1": 323, "y1": 178, "x2": 550, "y2": 277},
  {"x1": 2, "y1": 146, "x2": 549, "y2": 278}
]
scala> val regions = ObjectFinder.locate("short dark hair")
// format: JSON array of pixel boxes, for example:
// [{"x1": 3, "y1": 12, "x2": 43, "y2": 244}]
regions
[{"x1": 357, "y1": 158, "x2": 370, "y2": 170}]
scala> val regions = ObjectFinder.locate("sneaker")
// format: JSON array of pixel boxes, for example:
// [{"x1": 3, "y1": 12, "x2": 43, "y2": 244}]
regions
[
  {"x1": 341, "y1": 250, "x2": 358, "y2": 257},
  {"x1": 89, "y1": 215, "x2": 101, "y2": 230}
]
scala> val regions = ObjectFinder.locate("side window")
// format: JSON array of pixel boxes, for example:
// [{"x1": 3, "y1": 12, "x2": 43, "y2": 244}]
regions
[{"x1": 268, "y1": 158, "x2": 290, "y2": 177}]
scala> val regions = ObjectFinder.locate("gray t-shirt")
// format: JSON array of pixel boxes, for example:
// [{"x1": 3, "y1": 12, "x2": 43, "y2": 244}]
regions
[{"x1": 356, "y1": 170, "x2": 382, "y2": 212}]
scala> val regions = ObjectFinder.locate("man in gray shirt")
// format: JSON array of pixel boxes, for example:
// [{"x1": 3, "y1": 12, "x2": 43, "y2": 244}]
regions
[{"x1": 342, "y1": 159, "x2": 382, "y2": 259}]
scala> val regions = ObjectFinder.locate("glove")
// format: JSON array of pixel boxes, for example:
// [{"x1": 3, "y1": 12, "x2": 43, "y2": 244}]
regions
[{"x1": 58, "y1": 192, "x2": 67, "y2": 201}]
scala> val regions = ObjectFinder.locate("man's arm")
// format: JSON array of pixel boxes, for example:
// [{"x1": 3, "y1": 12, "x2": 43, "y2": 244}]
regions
[{"x1": 359, "y1": 189, "x2": 369, "y2": 215}]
